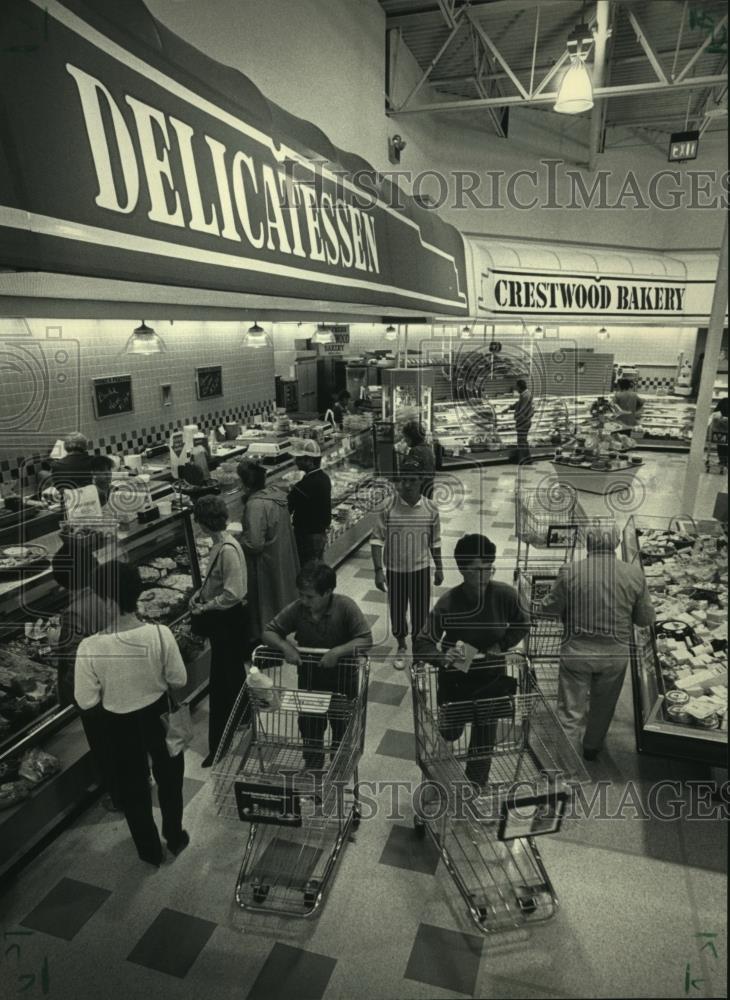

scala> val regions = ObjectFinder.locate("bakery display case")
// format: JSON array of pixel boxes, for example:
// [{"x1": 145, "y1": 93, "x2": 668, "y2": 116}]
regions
[
  {"x1": 622, "y1": 514, "x2": 728, "y2": 768},
  {"x1": 573, "y1": 396, "x2": 695, "y2": 451},
  {"x1": 0, "y1": 505, "x2": 204, "y2": 877}
]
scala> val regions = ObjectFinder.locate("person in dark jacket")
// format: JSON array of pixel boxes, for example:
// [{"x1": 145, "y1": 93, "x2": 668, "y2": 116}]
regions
[
  {"x1": 400, "y1": 420, "x2": 436, "y2": 498},
  {"x1": 287, "y1": 439, "x2": 332, "y2": 565},
  {"x1": 51, "y1": 433, "x2": 95, "y2": 492},
  {"x1": 332, "y1": 390, "x2": 352, "y2": 428},
  {"x1": 509, "y1": 379, "x2": 535, "y2": 464},
  {"x1": 414, "y1": 534, "x2": 530, "y2": 788}
]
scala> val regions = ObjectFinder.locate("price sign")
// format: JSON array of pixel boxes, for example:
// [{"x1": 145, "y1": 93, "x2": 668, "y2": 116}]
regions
[{"x1": 64, "y1": 484, "x2": 103, "y2": 525}]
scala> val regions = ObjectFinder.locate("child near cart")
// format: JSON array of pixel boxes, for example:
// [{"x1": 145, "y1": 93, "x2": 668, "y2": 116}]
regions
[
  {"x1": 413, "y1": 534, "x2": 530, "y2": 788},
  {"x1": 370, "y1": 458, "x2": 444, "y2": 672},
  {"x1": 262, "y1": 561, "x2": 372, "y2": 771}
]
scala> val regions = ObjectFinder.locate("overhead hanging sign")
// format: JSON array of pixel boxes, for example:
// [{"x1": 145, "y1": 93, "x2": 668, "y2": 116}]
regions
[
  {"x1": 0, "y1": 0, "x2": 468, "y2": 315},
  {"x1": 481, "y1": 269, "x2": 702, "y2": 317}
]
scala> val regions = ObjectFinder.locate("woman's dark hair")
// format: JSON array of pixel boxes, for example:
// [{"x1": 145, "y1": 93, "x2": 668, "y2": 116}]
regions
[
  {"x1": 617, "y1": 378, "x2": 634, "y2": 391},
  {"x1": 193, "y1": 494, "x2": 229, "y2": 532},
  {"x1": 454, "y1": 533, "x2": 497, "y2": 571},
  {"x1": 51, "y1": 534, "x2": 99, "y2": 591},
  {"x1": 402, "y1": 420, "x2": 426, "y2": 447},
  {"x1": 515, "y1": 379, "x2": 528, "y2": 392},
  {"x1": 92, "y1": 559, "x2": 143, "y2": 613},
  {"x1": 296, "y1": 561, "x2": 337, "y2": 595},
  {"x1": 237, "y1": 461, "x2": 267, "y2": 492},
  {"x1": 337, "y1": 390, "x2": 351, "y2": 403}
]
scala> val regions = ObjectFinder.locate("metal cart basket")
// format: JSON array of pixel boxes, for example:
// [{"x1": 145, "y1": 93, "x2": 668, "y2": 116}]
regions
[
  {"x1": 409, "y1": 653, "x2": 588, "y2": 934},
  {"x1": 211, "y1": 646, "x2": 370, "y2": 917},
  {"x1": 514, "y1": 482, "x2": 581, "y2": 567},
  {"x1": 514, "y1": 564, "x2": 566, "y2": 705}
]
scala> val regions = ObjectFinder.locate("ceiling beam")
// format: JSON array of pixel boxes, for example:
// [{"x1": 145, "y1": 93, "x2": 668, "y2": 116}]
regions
[
  {"x1": 675, "y1": 14, "x2": 728, "y2": 83},
  {"x1": 588, "y1": 1, "x2": 611, "y2": 170},
  {"x1": 627, "y1": 9, "x2": 668, "y2": 84},
  {"x1": 396, "y1": 7, "x2": 467, "y2": 111},
  {"x1": 388, "y1": 73, "x2": 729, "y2": 115},
  {"x1": 385, "y1": 0, "x2": 570, "y2": 31},
  {"x1": 467, "y1": 9, "x2": 529, "y2": 98}
]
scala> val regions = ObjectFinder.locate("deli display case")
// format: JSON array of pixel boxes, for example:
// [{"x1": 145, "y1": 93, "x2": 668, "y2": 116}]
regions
[
  {"x1": 622, "y1": 514, "x2": 728, "y2": 768},
  {"x1": 0, "y1": 503, "x2": 205, "y2": 878}
]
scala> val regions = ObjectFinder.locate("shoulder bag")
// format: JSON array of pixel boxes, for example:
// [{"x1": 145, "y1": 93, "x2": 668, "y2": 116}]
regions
[
  {"x1": 190, "y1": 541, "x2": 241, "y2": 639},
  {"x1": 156, "y1": 626, "x2": 194, "y2": 757}
]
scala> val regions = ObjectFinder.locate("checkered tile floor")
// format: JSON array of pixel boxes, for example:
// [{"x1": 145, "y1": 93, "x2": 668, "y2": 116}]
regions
[{"x1": 0, "y1": 460, "x2": 726, "y2": 999}]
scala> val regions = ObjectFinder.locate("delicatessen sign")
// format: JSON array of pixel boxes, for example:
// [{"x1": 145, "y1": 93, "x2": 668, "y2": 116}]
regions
[
  {"x1": 0, "y1": 0, "x2": 467, "y2": 314},
  {"x1": 483, "y1": 269, "x2": 689, "y2": 316}
]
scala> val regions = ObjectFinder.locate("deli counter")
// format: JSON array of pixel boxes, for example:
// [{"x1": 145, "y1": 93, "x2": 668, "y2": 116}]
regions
[
  {"x1": 622, "y1": 515, "x2": 728, "y2": 768},
  {"x1": 0, "y1": 424, "x2": 381, "y2": 879}
]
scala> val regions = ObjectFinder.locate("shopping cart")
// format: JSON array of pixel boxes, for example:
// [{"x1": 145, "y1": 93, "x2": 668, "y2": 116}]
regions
[
  {"x1": 409, "y1": 653, "x2": 588, "y2": 934},
  {"x1": 705, "y1": 417, "x2": 728, "y2": 474},
  {"x1": 210, "y1": 646, "x2": 370, "y2": 917},
  {"x1": 514, "y1": 565, "x2": 565, "y2": 705},
  {"x1": 514, "y1": 482, "x2": 581, "y2": 568}
]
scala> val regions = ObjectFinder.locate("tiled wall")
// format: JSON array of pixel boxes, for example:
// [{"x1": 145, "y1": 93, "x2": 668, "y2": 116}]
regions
[{"x1": 0, "y1": 319, "x2": 275, "y2": 489}]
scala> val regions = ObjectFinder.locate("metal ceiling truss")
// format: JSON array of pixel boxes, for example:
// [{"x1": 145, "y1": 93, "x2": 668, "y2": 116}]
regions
[{"x1": 387, "y1": 1, "x2": 728, "y2": 128}]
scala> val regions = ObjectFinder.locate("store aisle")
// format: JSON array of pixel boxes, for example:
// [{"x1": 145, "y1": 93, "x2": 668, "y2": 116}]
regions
[{"x1": 0, "y1": 460, "x2": 726, "y2": 1000}]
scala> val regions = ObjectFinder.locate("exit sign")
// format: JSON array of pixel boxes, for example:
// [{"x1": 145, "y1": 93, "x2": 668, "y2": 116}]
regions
[{"x1": 668, "y1": 130, "x2": 699, "y2": 162}]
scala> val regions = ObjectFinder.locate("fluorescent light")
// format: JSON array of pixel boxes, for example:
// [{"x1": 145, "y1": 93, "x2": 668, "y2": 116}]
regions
[
  {"x1": 554, "y1": 57, "x2": 594, "y2": 114},
  {"x1": 124, "y1": 320, "x2": 166, "y2": 355}
]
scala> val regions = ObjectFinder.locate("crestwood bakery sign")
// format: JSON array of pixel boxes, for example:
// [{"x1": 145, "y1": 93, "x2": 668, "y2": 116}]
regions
[
  {"x1": 0, "y1": 0, "x2": 467, "y2": 314},
  {"x1": 483, "y1": 269, "x2": 692, "y2": 316}
]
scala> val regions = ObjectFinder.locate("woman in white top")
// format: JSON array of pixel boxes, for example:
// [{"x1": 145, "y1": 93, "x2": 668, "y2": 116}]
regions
[
  {"x1": 190, "y1": 495, "x2": 247, "y2": 767},
  {"x1": 75, "y1": 560, "x2": 188, "y2": 867}
]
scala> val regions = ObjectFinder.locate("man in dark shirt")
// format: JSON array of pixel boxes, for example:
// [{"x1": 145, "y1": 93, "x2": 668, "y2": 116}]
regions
[
  {"x1": 509, "y1": 379, "x2": 535, "y2": 464},
  {"x1": 414, "y1": 534, "x2": 529, "y2": 788},
  {"x1": 52, "y1": 432, "x2": 95, "y2": 493},
  {"x1": 287, "y1": 439, "x2": 332, "y2": 565},
  {"x1": 263, "y1": 561, "x2": 372, "y2": 770}
]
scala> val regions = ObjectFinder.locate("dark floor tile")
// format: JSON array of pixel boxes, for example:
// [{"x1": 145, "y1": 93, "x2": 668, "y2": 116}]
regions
[
  {"x1": 247, "y1": 942, "x2": 336, "y2": 1000},
  {"x1": 491, "y1": 521, "x2": 515, "y2": 529},
  {"x1": 368, "y1": 680, "x2": 408, "y2": 706},
  {"x1": 405, "y1": 922, "x2": 484, "y2": 995},
  {"x1": 22, "y1": 878, "x2": 111, "y2": 941},
  {"x1": 152, "y1": 776, "x2": 204, "y2": 810},
  {"x1": 375, "y1": 729, "x2": 416, "y2": 760},
  {"x1": 502, "y1": 548, "x2": 518, "y2": 557},
  {"x1": 364, "y1": 614, "x2": 380, "y2": 628},
  {"x1": 127, "y1": 908, "x2": 216, "y2": 978},
  {"x1": 379, "y1": 824, "x2": 439, "y2": 875},
  {"x1": 353, "y1": 567, "x2": 375, "y2": 579},
  {"x1": 361, "y1": 588, "x2": 386, "y2": 603}
]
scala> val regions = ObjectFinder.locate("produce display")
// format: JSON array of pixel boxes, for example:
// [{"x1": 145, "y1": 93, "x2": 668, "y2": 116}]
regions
[{"x1": 632, "y1": 525, "x2": 728, "y2": 734}]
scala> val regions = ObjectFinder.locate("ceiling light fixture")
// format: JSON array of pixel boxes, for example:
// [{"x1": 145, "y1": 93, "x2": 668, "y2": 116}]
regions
[
  {"x1": 554, "y1": 22, "x2": 594, "y2": 114},
  {"x1": 124, "y1": 320, "x2": 167, "y2": 355},
  {"x1": 243, "y1": 321, "x2": 272, "y2": 349},
  {"x1": 461, "y1": 324, "x2": 472, "y2": 339},
  {"x1": 311, "y1": 323, "x2": 335, "y2": 345},
  {"x1": 597, "y1": 326, "x2": 610, "y2": 341},
  {"x1": 384, "y1": 324, "x2": 398, "y2": 341}
]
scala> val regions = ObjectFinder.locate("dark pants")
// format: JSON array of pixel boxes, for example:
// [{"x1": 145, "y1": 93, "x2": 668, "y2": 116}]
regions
[
  {"x1": 437, "y1": 666, "x2": 512, "y2": 787},
  {"x1": 387, "y1": 567, "x2": 431, "y2": 647},
  {"x1": 208, "y1": 603, "x2": 248, "y2": 759},
  {"x1": 297, "y1": 660, "x2": 359, "y2": 768},
  {"x1": 105, "y1": 695, "x2": 184, "y2": 862},
  {"x1": 295, "y1": 531, "x2": 327, "y2": 566},
  {"x1": 516, "y1": 424, "x2": 532, "y2": 463},
  {"x1": 79, "y1": 706, "x2": 121, "y2": 808}
]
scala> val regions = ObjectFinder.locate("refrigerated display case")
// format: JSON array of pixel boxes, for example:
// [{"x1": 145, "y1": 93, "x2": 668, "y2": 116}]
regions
[
  {"x1": 622, "y1": 514, "x2": 728, "y2": 768},
  {"x1": 0, "y1": 505, "x2": 204, "y2": 878}
]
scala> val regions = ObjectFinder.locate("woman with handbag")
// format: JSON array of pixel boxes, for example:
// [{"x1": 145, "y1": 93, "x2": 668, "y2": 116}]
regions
[
  {"x1": 190, "y1": 495, "x2": 247, "y2": 767},
  {"x1": 75, "y1": 560, "x2": 189, "y2": 867}
]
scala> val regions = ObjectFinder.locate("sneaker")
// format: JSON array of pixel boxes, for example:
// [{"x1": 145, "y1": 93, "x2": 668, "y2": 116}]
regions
[
  {"x1": 393, "y1": 645, "x2": 408, "y2": 671},
  {"x1": 201, "y1": 754, "x2": 214, "y2": 769}
]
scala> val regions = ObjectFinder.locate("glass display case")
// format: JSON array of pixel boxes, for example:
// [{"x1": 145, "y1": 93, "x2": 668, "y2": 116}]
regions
[
  {"x1": 573, "y1": 396, "x2": 695, "y2": 451},
  {"x1": 0, "y1": 505, "x2": 204, "y2": 877},
  {"x1": 622, "y1": 514, "x2": 728, "y2": 768}
]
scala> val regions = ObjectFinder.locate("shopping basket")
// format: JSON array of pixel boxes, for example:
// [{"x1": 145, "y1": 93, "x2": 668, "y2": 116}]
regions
[
  {"x1": 514, "y1": 564, "x2": 566, "y2": 705},
  {"x1": 210, "y1": 646, "x2": 369, "y2": 916},
  {"x1": 514, "y1": 482, "x2": 580, "y2": 568},
  {"x1": 409, "y1": 652, "x2": 588, "y2": 934}
]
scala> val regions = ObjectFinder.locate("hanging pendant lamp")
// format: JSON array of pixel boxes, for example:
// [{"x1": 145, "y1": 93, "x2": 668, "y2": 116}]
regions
[
  {"x1": 384, "y1": 324, "x2": 398, "y2": 341},
  {"x1": 124, "y1": 320, "x2": 167, "y2": 355},
  {"x1": 554, "y1": 56, "x2": 594, "y2": 114},
  {"x1": 311, "y1": 323, "x2": 335, "y2": 345},
  {"x1": 243, "y1": 321, "x2": 272, "y2": 349}
]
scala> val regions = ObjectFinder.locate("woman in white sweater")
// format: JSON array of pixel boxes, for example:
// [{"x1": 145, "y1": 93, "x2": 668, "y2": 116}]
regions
[{"x1": 75, "y1": 560, "x2": 188, "y2": 867}]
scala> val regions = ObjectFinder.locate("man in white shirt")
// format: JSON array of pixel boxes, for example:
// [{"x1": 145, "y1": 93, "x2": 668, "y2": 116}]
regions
[{"x1": 371, "y1": 460, "x2": 443, "y2": 670}]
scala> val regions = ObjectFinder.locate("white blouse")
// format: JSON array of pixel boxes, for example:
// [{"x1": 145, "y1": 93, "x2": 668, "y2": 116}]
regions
[{"x1": 75, "y1": 623, "x2": 187, "y2": 714}]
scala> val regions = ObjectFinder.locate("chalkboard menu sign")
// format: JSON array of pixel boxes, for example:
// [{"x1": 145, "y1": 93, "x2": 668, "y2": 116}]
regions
[
  {"x1": 92, "y1": 375, "x2": 133, "y2": 419},
  {"x1": 196, "y1": 365, "x2": 223, "y2": 400}
]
